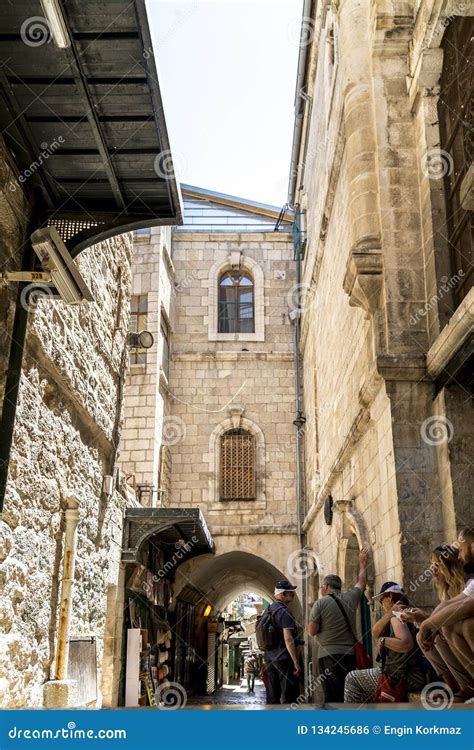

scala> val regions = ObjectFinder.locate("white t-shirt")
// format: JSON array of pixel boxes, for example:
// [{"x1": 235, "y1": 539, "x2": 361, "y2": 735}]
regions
[{"x1": 463, "y1": 579, "x2": 474, "y2": 597}]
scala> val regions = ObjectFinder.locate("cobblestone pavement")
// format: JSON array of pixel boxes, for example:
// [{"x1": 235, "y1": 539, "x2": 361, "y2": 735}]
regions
[{"x1": 188, "y1": 678, "x2": 267, "y2": 705}]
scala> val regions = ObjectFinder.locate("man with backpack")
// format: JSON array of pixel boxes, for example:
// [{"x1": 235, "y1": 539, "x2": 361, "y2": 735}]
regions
[
  {"x1": 243, "y1": 652, "x2": 258, "y2": 693},
  {"x1": 307, "y1": 547, "x2": 368, "y2": 702},
  {"x1": 256, "y1": 580, "x2": 301, "y2": 704}
]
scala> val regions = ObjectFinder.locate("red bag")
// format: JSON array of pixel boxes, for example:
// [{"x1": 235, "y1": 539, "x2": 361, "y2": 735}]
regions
[
  {"x1": 354, "y1": 641, "x2": 372, "y2": 670},
  {"x1": 329, "y1": 594, "x2": 373, "y2": 669},
  {"x1": 374, "y1": 672, "x2": 406, "y2": 703}
]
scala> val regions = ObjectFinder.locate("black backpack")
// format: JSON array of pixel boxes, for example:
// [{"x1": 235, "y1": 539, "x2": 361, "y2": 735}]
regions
[{"x1": 256, "y1": 604, "x2": 283, "y2": 651}]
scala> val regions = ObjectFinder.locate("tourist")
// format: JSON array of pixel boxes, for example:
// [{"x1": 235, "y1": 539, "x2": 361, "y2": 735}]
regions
[
  {"x1": 261, "y1": 580, "x2": 301, "y2": 704},
  {"x1": 401, "y1": 543, "x2": 467, "y2": 693},
  {"x1": 307, "y1": 547, "x2": 368, "y2": 702},
  {"x1": 243, "y1": 652, "x2": 258, "y2": 694},
  {"x1": 417, "y1": 528, "x2": 474, "y2": 700},
  {"x1": 344, "y1": 582, "x2": 425, "y2": 703}
]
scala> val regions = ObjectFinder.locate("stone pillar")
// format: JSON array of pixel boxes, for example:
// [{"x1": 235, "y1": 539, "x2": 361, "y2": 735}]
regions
[{"x1": 338, "y1": 0, "x2": 387, "y2": 355}]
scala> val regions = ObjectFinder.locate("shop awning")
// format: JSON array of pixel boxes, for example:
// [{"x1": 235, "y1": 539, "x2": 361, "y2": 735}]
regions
[
  {"x1": 0, "y1": 0, "x2": 182, "y2": 256},
  {"x1": 122, "y1": 507, "x2": 214, "y2": 564}
]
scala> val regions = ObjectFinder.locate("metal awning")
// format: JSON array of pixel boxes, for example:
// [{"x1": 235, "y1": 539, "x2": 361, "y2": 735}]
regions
[
  {"x1": 122, "y1": 507, "x2": 214, "y2": 564},
  {"x1": 0, "y1": 0, "x2": 182, "y2": 256}
]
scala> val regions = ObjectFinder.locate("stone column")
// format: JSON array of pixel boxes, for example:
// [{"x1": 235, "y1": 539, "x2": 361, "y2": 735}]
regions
[{"x1": 338, "y1": 0, "x2": 387, "y2": 355}]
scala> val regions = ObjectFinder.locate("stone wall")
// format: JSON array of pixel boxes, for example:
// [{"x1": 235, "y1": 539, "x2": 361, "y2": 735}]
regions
[
  {"x1": 0, "y1": 232, "x2": 133, "y2": 706},
  {"x1": 297, "y1": 0, "x2": 473, "y2": 613},
  {"x1": 120, "y1": 227, "x2": 174, "y2": 500},
  {"x1": 168, "y1": 232, "x2": 299, "y2": 545}
]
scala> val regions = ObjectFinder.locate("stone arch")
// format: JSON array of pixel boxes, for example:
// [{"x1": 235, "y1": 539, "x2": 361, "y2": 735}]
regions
[
  {"x1": 174, "y1": 550, "x2": 303, "y2": 623},
  {"x1": 208, "y1": 254, "x2": 265, "y2": 342},
  {"x1": 208, "y1": 416, "x2": 266, "y2": 509}
]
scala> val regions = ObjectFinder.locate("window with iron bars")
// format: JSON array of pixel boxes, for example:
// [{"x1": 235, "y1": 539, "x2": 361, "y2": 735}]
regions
[
  {"x1": 438, "y1": 17, "x2": 473, "y2": 304},
  {"x1": 130, "y1": 294, "x2": 148, "y2": 365},
  {"x1": 220, "y1": 429, "x2": 256, "y2": 501}
]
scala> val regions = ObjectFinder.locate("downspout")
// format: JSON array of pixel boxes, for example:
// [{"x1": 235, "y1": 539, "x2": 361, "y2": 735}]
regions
[
  {"x1": 288, "y1": 0, "x2": 314, "y2": 208},
  {"x1": 54, "y1": 499, "x2": 80, "y2": 681},
  {"x1": 291, "y1": 210, "x2": 306, "y2": 547}
]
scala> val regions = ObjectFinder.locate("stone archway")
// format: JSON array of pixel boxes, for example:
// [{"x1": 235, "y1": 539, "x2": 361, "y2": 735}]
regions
[{"x1": 174, "y1": 550, "x2": 303, "y2": 622}]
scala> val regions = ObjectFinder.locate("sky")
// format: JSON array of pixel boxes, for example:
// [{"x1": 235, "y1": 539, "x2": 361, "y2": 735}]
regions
[{"x1": 146, "y1": 0, "x2": 303, "y2": 208}]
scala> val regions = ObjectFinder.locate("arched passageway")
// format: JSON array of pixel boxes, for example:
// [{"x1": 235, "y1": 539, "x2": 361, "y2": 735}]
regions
[{"x1": 173, "y1": 551, "x2": 304, "y2": 701}]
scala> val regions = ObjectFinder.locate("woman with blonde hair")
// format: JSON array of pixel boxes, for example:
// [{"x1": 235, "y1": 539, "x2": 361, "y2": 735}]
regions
[
  {"x1": 401, "y1": 543, "x2": 467, "y2": 695},
  {"x1": 431, "y1": 543, "x2": 466, "y2": 602}
]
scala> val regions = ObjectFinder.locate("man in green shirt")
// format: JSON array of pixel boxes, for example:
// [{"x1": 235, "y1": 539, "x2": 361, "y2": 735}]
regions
[{"x1": 307, "y1": 547, "x2": 368, "y2": 702}]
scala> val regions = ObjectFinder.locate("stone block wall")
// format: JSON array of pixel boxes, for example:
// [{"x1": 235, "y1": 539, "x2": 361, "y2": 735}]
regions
[
  {"x1": 120, "y1": 227, "x2": 174, "y2": 499},
  {"x1": 0, "y1": 231, "x2": 133, "y2": 706},
  {"x1": 297, "y1": 0, "x2": 473, "y2": 611},
  {"x1": 169, "y1": 232, "x2": 299, "y2": 536}
]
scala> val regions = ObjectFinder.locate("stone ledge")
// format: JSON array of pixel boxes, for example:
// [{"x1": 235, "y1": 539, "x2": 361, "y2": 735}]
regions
[
  {"x1": 426, "y1": 288, "x2": 474, "y2": 378},
  {"x1": 210, "y1": 525, "x2": 298, "y2": 535},
  {"x1": 172, "y1": 351, "x2": 294, "y2": 362}
]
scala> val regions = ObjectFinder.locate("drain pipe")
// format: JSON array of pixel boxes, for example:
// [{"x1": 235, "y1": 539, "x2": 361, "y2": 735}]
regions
[
  {"x1": 54, "y1": 498, "x2": 80, "y2": 681},
  {"x1": 291, "y1": 209, "x2": 306, "y2": 545}
]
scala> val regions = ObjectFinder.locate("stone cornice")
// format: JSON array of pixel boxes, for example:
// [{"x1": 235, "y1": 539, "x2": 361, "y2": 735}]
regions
[
  {"x1": 209, "y1": 525, "x2": 298, "y2": 536},
  {"x1": 426, "y1": 288, "x2": 474, "y2": 378},
  {"x1": 172, "y1": 351, "x2": 294, "y2": 362}
]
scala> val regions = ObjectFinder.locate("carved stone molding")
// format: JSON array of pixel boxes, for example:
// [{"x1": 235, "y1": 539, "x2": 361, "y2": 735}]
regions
[
  {"x1": 343, "y1": 240, "x2": 384, "y2": 319},
  {"x1": 228, "y1": 405, "x2": 244, "y2": 430}
]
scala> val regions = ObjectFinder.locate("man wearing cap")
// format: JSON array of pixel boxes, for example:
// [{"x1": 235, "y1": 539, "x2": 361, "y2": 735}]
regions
[
  {"x1": 307, "y1": 547, "x2": 368, "y2": 702},
  {"x1": 264, "y1": 580, "x2": 302, "y2": 704}
]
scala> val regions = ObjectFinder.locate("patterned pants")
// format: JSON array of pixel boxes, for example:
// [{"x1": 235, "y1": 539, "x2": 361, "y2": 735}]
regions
[
  {"x1": 345, "y1": 666, "x2": 425, "y2": 703},
  {"x1": 344, "y1": 667, "x2": 381, "y2": 703}
]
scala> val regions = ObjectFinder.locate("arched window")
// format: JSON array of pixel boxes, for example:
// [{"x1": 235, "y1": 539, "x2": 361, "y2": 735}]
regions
[
  {"x1": 438, "y1": 17, "x2": 473, "y2": 303},
  {"x1": 220, "y1": 429, "x2": 256, "y2": 501},
  {"x1": 218, "y1": 271, "x2": 255, "y2": 334}
]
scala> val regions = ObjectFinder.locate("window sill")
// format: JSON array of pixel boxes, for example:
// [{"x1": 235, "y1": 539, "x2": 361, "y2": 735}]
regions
[
  {"x1": 130, "y1": 363, "x2": 147, "y2": 373},
  {"x1": 208, "y1": 332, "x2": 265, "y2": 342}
]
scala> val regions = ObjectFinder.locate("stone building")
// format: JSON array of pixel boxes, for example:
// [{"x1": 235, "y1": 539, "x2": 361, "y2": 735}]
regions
[
  {"x1": 116, "y1": 188, "x2": 305, "y2": 699},
  {"x1": 288, "y1": 0, "x2": 473, "y2": 644},
  {"x1": 120, "y1": 186, "x2": 302, "y2": 610},
  {"x1": 0, "y1": 134, "x2": 134, "y2": 706}
]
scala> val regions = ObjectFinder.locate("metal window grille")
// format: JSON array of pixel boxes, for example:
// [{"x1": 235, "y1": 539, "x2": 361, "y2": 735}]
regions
[
  {"x1": 220, "y1": 429, "x2": 256, "y2": 501},
  {"x1": 438, "y1": 17, "x2": 474, "y2": 304},
  {"x1": 130, "y1": 294, "x2": 148, "y2": 365}
]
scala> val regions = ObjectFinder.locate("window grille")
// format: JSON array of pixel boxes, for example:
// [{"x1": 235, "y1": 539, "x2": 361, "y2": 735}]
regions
[
  {"x1": 130, "y1": 294, "x2": 148, "y2": 365},
  {"x1": 161, "y1": 317, "x2": 170, "y2": 380},
  {"x1": 438, "y1": 17, "x2": 473, "y2": 304},
  {"x1": 218, "y1": 271, "x2": 255, "y2": 334},
  {"x1": 220, "y1": 429, "x2": 256, "y2": 501}
]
